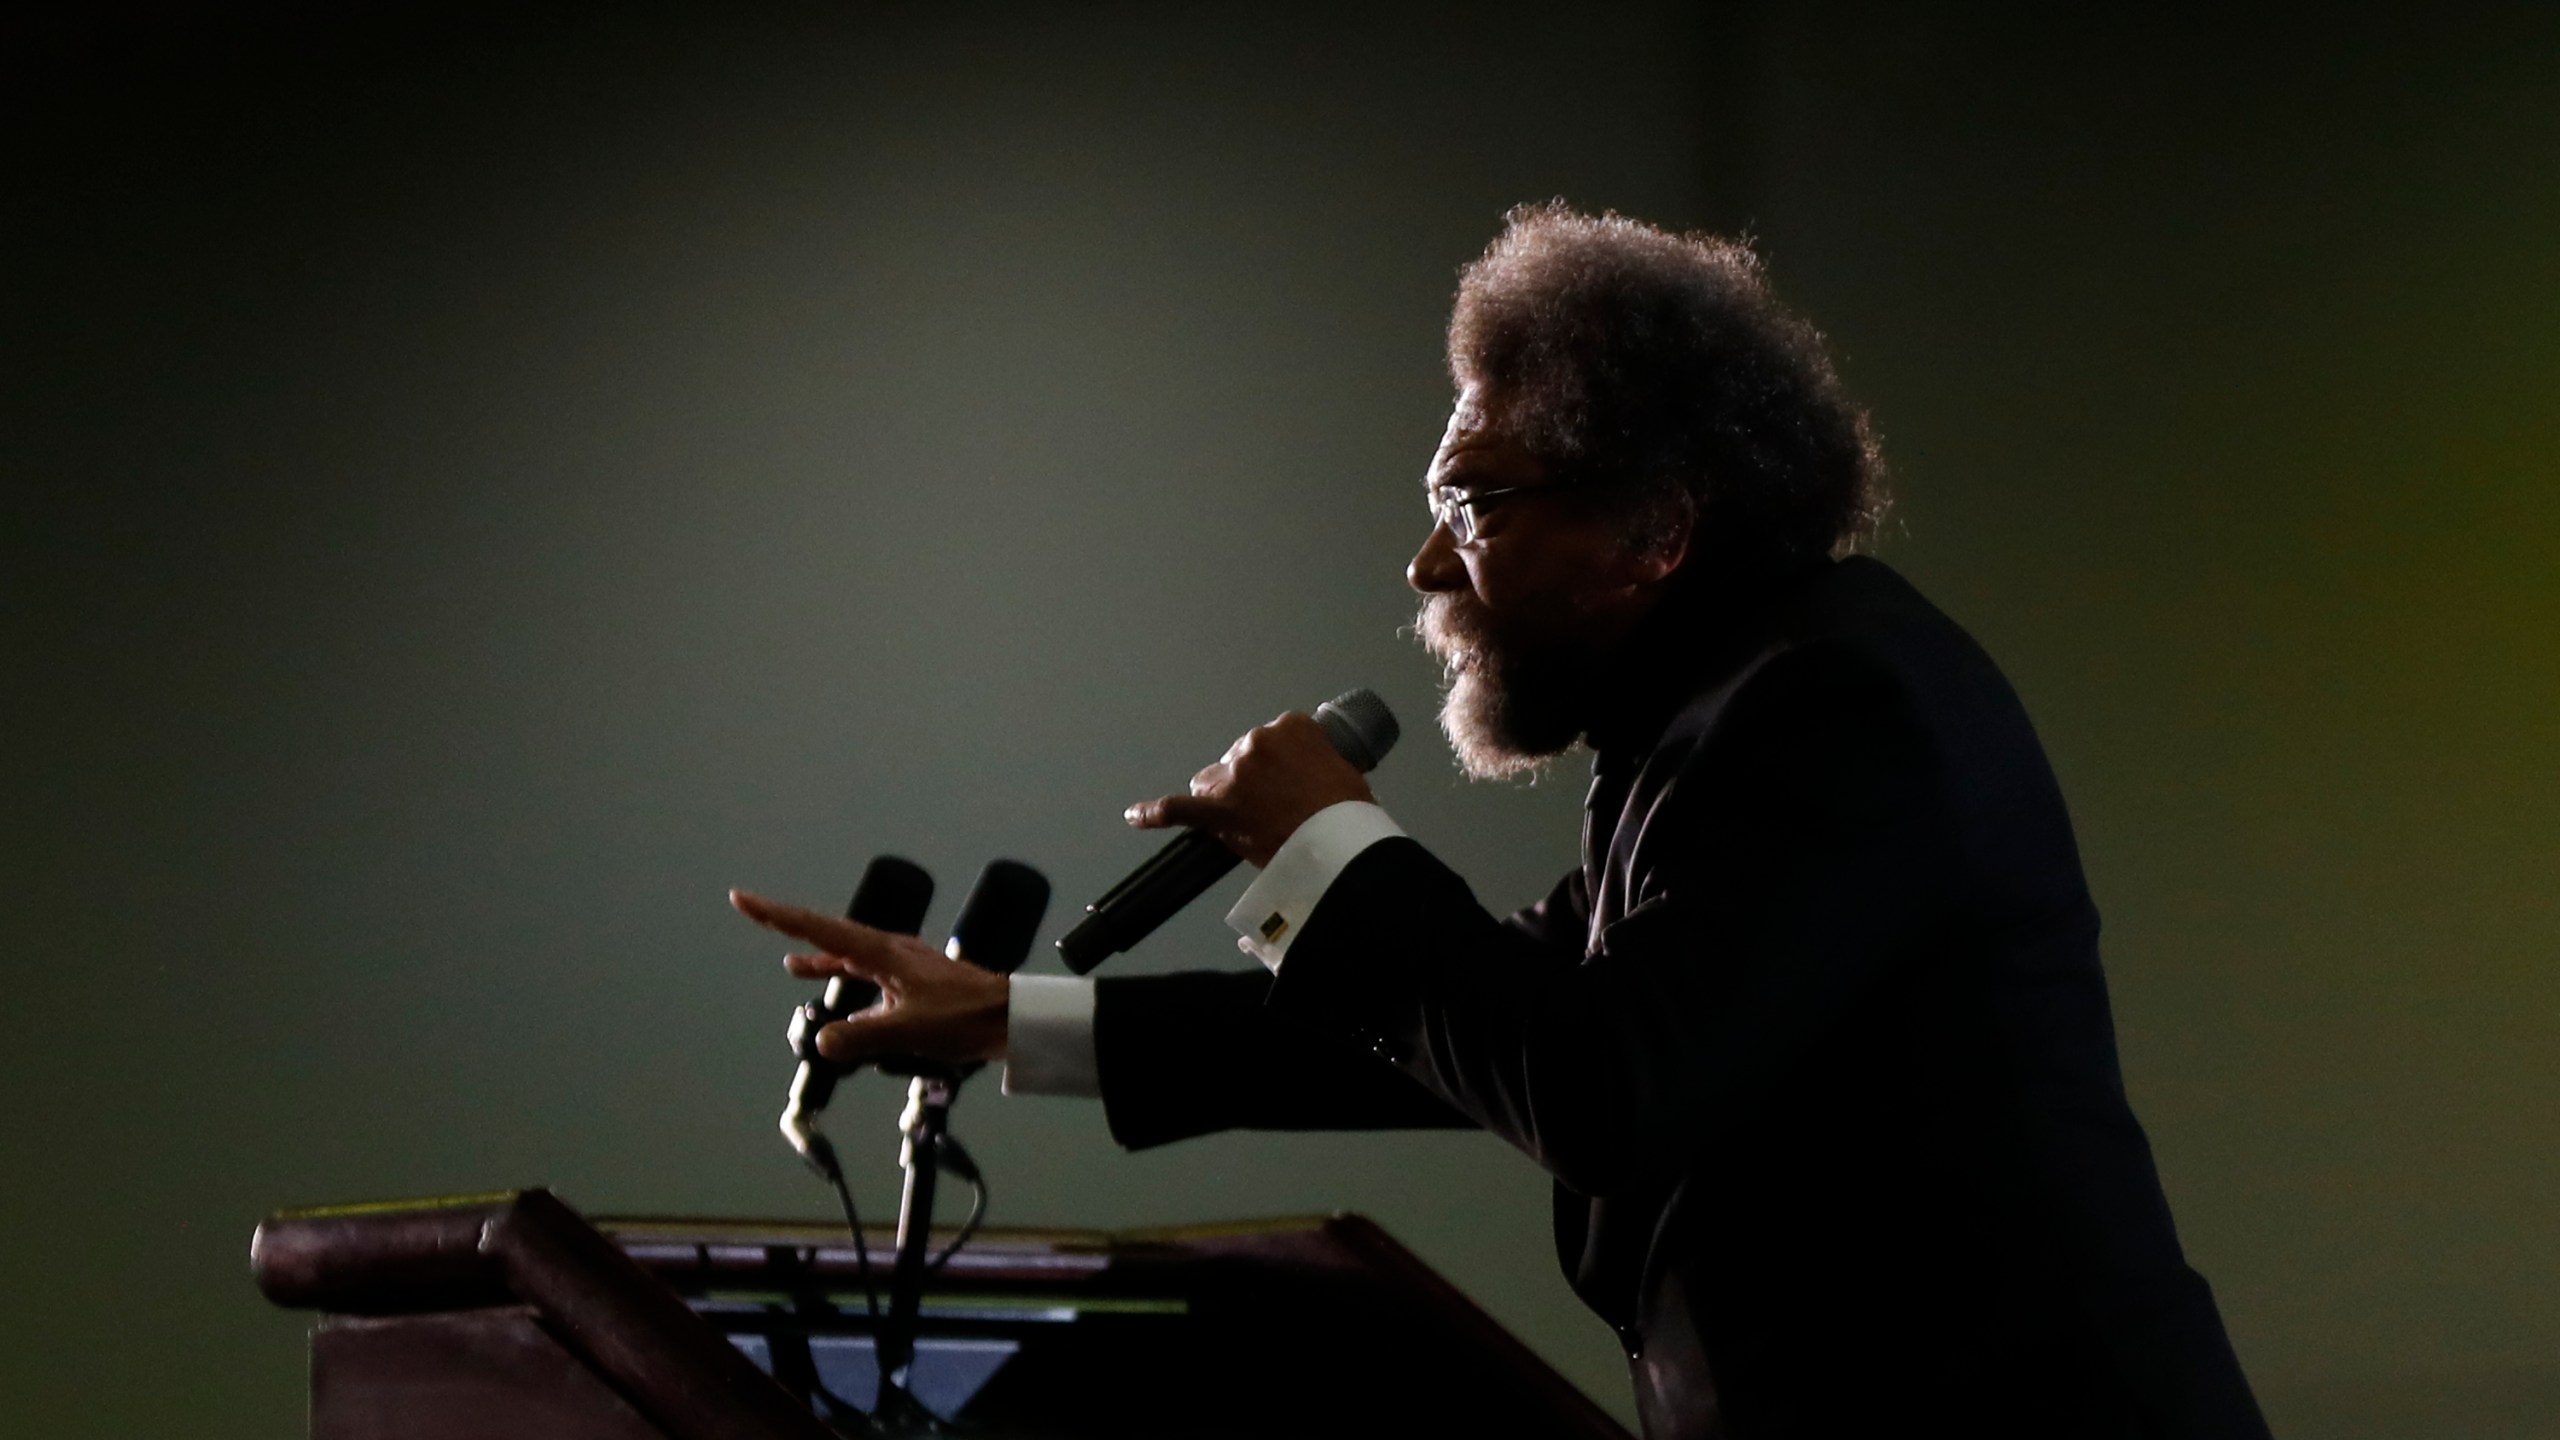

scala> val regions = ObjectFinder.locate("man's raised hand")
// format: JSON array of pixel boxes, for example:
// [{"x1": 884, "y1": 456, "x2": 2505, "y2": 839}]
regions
[
  {"x1": 1124, "y1": 710, "x2": 1374, "y2": 867},
  {"x1": 730, "y1": 888, "x2": 1010, "y2": 1065}
]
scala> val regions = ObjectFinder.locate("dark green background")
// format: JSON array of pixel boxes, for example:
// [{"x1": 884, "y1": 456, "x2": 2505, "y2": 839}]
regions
[{"x1": 7, "y1": 3, "x2": 2555, "y2": 1434}]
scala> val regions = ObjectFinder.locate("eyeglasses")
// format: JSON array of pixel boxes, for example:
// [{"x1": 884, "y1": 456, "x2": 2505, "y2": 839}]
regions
[{"x1": 1426, "y1": 482, "x2": 1554, "y2": 546}]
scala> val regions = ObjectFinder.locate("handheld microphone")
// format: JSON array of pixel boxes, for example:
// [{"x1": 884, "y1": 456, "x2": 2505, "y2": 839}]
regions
[
  {"x1": 1054, "y1": 688, "x2": 1398, "y2": 974},
  {"x1": 780, "y1": 855, "x2": 933, "y2": 1170}
]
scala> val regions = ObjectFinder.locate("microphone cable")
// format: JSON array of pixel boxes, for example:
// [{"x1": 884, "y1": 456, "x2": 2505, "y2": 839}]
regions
[
  {"x1": 816, "y1": 1148, "x2": 883, "y2": 1323},
  {"x1": 925, "y1": 1131, "x2": 989, "y2": 1274}
]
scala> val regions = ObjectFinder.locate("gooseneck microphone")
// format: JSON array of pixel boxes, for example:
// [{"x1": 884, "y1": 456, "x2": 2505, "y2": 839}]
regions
[
  {"x1": 1055, "y1": 687, "x2": 1398, "y2": 974},
  {"x1": 780, "y1": 855, "x2": 935, "y2": 1171},
  {"x1": 877, "y1": 859, "x2": 1050, "y2": 1413}
]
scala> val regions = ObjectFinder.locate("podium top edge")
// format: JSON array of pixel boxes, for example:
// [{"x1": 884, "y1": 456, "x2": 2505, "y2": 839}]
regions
[
  {"x1": 586, "y1": 1211, "x2": 1357, "y2": 1248},
  {"x1": 264, "y1": 1190, "x2": 527, "y2": 1223}
]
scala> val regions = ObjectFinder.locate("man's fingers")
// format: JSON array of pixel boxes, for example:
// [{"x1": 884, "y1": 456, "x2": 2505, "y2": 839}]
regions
[
  {"x1": 783, "y1": 951, "x2": 889, "y2": 985},
  {"x1": 733, "y1": 888, "x2": 924, "y2": 979},
  {"x1": 732, "y1": 888, "x2": 854, "y2": 945},
  {"x1": 816, "y1": 1007, "x2": 956, "y2": 1064},
  {"x1": 814, "y1": 1012, "x2": 897, "y2": 1064},
  {"x1": 1127, "y1": 793, "x2": 1231, "y2": 831}
]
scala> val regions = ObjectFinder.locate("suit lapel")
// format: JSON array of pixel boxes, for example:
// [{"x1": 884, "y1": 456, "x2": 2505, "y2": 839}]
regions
[{"x1": 1584, "y1": 642, "x2": 1791, "y2": 956}]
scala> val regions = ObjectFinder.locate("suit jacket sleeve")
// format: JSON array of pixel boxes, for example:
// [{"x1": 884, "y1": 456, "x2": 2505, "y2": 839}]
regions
[
  {"x1": 1091, "y1": 868, "x2": 1592, "y2": 1151},
  {"x1": 1263, "y1": 644, "x2": 1958, "y2": 1198}
]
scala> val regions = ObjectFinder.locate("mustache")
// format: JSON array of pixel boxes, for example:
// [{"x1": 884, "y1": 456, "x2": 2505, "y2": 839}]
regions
[{"x1": 1416, "y1": 592, "x2": 1497, "y2": 673}]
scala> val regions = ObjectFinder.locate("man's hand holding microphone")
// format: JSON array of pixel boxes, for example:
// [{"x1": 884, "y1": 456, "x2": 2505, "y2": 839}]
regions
[{"x1": 1122, "y1": 709, "x2": 1376, "y2": 866}]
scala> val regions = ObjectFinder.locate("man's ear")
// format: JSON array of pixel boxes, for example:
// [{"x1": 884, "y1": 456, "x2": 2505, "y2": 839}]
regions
[{"x1": 1625, "y1": 489, "x2": 1695, "y2": 588}]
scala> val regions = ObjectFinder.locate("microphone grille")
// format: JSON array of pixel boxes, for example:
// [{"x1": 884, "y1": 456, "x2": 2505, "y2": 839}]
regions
[
  {"x1": 1315, "y1": 688, "x2": 1400, "y2": 773},
  {"x1": 847, "y1": 855, "x2": 934, "y2": 936},
  {"x1": 947, "y1": 859, "x2": 1053, "y2": 975}
]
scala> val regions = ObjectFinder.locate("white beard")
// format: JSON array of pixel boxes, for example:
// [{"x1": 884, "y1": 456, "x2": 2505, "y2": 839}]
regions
[
  {"x1": 1419, "y1": 596, "x2": 1582, "y2": 781},
  {"x1": 1436, "y1": 666, "x2": 1557, "y2": 780}
]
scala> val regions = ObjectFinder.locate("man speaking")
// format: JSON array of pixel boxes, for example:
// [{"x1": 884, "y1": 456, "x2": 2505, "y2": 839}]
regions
[{"x1": 733, "y1": 203, "x2": 2270, "y2": 1439}]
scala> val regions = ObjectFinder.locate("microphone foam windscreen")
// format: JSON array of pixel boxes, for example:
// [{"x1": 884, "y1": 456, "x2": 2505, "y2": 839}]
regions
[
  {"x1": 1316, "y1": 688, "x2": 1400, "y2": 772},
  {"x1": 847, "y1": 855, "x2": 934, "y2": 936},
  {"x1": 948, "y1": 860, "x2": 1052, "y2": 974}
]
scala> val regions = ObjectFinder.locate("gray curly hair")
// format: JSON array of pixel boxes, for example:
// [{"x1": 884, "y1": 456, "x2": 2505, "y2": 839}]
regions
[{"x1": 1447, "y1": 202, "x2": 1889, "y2": 578}]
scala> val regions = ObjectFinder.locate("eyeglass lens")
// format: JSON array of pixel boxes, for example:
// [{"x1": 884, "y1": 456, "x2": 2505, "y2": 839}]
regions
[{"x1": 1431, "y1": 490, "x2": 1477, "y2": 544}]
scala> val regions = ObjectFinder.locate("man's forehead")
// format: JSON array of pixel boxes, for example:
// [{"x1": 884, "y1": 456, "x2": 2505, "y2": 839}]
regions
[
  {"x1": 1443, "y1": 386, "x2": 1493, "y2": 442},
  {"x1": 1431, "y1": 386, "x2": 1541, "y2": 482}
]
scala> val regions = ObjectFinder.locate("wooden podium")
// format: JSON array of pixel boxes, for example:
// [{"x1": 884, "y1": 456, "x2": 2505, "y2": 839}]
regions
[{"x1": 253, "y1": 1189, "x2": 1632, "y2": 1439}]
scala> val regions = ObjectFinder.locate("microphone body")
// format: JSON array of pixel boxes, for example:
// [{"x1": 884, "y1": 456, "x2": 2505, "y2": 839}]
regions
[
  {"x1": 781, "y1": 856, "x2": 933, "y2": 1168},
  {"x1": 1056, "y1": 688, "x2": 1398, "y2": 974}
]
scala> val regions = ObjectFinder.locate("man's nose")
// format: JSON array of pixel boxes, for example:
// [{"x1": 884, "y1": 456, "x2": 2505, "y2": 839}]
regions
[{"x1": 1407, "y1": 523, "x2": 1465, "y2": 593}]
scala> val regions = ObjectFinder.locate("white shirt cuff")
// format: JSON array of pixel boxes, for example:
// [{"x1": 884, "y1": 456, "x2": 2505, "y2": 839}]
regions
[
  {"x1": 1000, "y1": 974, "x2": 1100, "y2": 1098},
  {"x1": 1223, "y1": 800, "x2": 1405, "y2": 973}
]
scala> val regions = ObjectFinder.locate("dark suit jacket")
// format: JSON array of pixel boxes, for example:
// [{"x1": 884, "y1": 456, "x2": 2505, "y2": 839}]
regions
[{"x1": 1093, "y1": 557, "x2": 2269, "y2": 1440}]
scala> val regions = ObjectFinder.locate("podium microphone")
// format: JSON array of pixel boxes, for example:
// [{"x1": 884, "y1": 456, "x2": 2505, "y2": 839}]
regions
[
  {"x1": 1055, "y1": 687, "x2": 1398, "y2": 974},
  {"x1": 939, "y1": 858, "x2": 1053, "y2": 979},
  {"x1": 878, "y1": 859, "x2": 1050, "y2": 1411},
  {"x1": 780, "y1": 855, "x2": 934, "y2": 1173}
]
